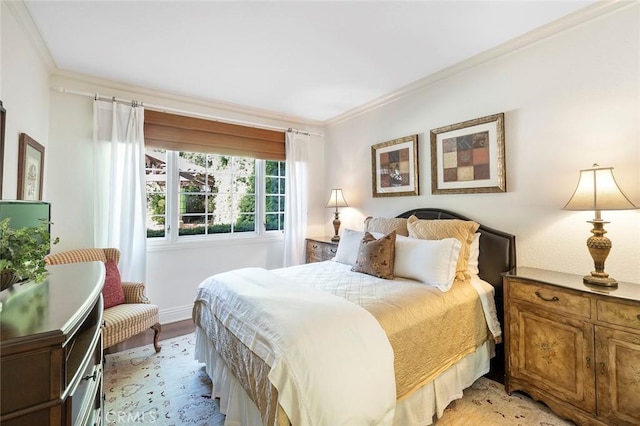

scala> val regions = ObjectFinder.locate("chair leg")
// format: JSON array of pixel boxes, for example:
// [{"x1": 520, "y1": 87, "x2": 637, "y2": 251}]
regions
[{"x1": 151, "y1": 323, "x2": 162, "y2": 353}]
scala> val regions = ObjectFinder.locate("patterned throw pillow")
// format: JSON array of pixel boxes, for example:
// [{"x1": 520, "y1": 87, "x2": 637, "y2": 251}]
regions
[
  {"x1": 351, "y1": 231, "x2": 396, "y2": 279},
  {"x1": 103, "y1": 260, "x2": 125, "y2": 309},
  {"x1": 407, "y1": 215, "x2": 479, "y2": 281},
  {"x1": 364, "y1": 217, "x2": 409, "y2": 237}
]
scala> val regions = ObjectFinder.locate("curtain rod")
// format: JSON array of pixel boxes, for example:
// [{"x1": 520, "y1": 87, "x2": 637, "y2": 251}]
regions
[{"x1": 52, "y1": 86, "x2": 319, "y2": 136}]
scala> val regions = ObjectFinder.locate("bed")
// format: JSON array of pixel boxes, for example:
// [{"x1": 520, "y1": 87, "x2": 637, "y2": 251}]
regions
[{"x1": 193, "y1": 208, "x2": 516, "y2": 426}]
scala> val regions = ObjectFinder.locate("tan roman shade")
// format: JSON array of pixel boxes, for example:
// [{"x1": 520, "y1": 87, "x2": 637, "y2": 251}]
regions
[{"x1": 144, "y1": 110, "x2": 285, "y2": 160}]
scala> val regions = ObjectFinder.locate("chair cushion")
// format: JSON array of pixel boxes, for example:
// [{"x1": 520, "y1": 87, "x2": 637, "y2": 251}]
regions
[
  {"x1": 102, "y1": 260, "x2": 125, "y2": 309},
  {"x1": 102, "y1": 303, "x2": 160, "y2": 349}
]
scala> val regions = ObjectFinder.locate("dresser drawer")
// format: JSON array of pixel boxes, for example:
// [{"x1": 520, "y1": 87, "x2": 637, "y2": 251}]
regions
[
  {"x1": 305, "y1": 239, "x2": 337, "y2": 263},
  {"x1": 597, "y1": 298, "x2": 640, "y2": 331},
  {"x1": 509, "y1": 279, "x2": 591, "y2": 318}
]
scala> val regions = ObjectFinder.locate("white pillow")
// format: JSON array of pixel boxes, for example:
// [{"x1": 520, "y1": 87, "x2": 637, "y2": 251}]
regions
[
  {"x1": 333, "y1": 229, "x2": 366, "y2": 266},
  {"x1": 468, "y1": 233, "x2": 481, "y2": 276},
  {"x1": 394, "y1": 235, "x2": 462, "y2": 292}
]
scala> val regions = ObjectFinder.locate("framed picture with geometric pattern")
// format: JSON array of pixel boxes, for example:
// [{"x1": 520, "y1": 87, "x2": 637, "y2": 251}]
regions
[
  {"x1": 430, "y1": 113, "x2": 505, "y2": 194},
  {"x1": 371, "y1": 134, "x2": 419, "y2": 197}
]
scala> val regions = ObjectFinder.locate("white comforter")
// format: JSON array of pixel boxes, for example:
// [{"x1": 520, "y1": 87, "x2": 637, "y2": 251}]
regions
[{"x1": 197, "y1": 267, "x2": 396, "y2": 426}]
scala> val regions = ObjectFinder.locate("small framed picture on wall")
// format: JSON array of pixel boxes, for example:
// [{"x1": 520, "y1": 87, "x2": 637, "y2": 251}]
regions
[
  {"x1": 371, "y1": 134, "x2": 419, "y2": 197},
  {"x1": 17, "y1": 133, "x2": 45, "y2": 201}
]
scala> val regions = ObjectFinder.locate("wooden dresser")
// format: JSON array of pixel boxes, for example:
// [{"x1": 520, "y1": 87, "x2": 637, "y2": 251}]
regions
[
  {"x1": 503, "y1": 267, "x2": 640, "y2": 426},
  {"x1": 305, "y1": 237, "x2": 339, "y2": 263},
  {"x1": 1, "y1": 261, "x2": 105, "y2": 426}
]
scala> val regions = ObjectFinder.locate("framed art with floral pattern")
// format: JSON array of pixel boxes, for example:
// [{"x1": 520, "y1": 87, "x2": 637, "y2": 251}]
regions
[{"x1": 17, "y1": 133, "x2": 45, "y2": 201}]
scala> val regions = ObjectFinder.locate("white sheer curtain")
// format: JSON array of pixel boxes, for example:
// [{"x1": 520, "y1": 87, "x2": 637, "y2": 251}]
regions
[
  {"x1": 93, "y1": 100, "x2": 147, "y2": 282},
  {"x1": 283, "y1": 131, "x2": 310, "y2": 267}
]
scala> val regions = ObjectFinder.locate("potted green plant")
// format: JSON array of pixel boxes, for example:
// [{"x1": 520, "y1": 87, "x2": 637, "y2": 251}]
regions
[{"x1": 0, "y1": 218, "x2": 59, "y2": 291}]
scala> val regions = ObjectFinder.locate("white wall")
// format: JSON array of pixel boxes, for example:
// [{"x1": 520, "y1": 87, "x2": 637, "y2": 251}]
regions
[
  {"x1": 46, "y1": 74, "x2": 325, "y2": 323},
  {"x1": 1, "y1": 2, "x2": 51, "y2": 198},
  {"x1": 322, "y1": 4, "x2": 640, "y2": 283}
]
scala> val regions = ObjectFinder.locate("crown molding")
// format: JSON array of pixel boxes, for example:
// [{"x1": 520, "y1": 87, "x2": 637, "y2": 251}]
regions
[
  {"x1": 324, "y1": 0, "x2": 632, "y2": 127},
  {"x1": 5, "y1": 1, "x2": 56, "y2": 71},
  {"x1": 51, "y1": 69, "x2": 325, "y2": 132}
]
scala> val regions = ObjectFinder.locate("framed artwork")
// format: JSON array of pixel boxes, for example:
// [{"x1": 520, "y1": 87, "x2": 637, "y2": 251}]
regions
[
  {"x1": 17, "y1": 133, "x2": 45, "y2": 201},
  {"x1": 430, "y1": 113, "x2": 505, "y2": 194},
  {"x1": 0, "y1": 101, "x2": 5, "y2": 199},
  {"x1": 371, "y1": 134, "x2": 419, "y2": 197}
]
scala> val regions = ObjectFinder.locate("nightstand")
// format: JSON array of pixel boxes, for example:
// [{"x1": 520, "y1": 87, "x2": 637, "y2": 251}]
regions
[
  {"x1": 503, "y1": 267, "x2": 640, "y2": 426},
  {"x1": 305, "y1": 237, "x2": 338, "y2": 263}
]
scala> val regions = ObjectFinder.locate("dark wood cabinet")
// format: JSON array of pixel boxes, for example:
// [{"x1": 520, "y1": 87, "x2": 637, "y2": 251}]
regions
[
  {"x1": 504, "y1": 267, "x2": 640, "y2": 426},
  {"x1": 305, "y1": 237, "x2": 338, "y2": 263},
  {"x1": 1, "y1": 262, "x2": 105, "y2": 425}
]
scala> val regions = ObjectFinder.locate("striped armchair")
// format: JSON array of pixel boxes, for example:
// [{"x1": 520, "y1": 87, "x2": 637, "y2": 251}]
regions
[{"x1": 45, "y1": 248, "x2": 161, "y2": 352}]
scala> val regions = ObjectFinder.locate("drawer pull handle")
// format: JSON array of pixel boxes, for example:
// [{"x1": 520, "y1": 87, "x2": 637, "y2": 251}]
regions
[
  {"x1": 637, "y1": 314, "x2": 640, "y2": 321},
  {"x1": 586, "y1": 357, "x2": 591, "y2": 369},
  {"x1": 535, "y1": 291, "x2": 559, "y2": 302},
  {"x1": 312, "y1": 244, "x2": 318, "y2": 249},
  {"x1": 83, "y1": 371, "x2": 97, "y2": 382},
  {"x1": 600, "y1": 362, "x2": 606, "y2": 375},
  {"x1": 329, "y1": 249, "x2": 337, "y2": 254}
]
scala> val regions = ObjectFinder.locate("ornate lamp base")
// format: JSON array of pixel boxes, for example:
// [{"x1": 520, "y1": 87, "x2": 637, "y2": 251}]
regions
[
  {"x1": 331, "y1": 211, "x2": 341, "y2": 242},
  {"x1": 583, "y1": 274, "x2": 617, "y2": 287},
  {"x1": 583, "y1": 219, "x2": 617, "y2": 287}
]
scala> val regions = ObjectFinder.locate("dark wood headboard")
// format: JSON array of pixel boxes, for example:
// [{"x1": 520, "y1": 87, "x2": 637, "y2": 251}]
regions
[{"x1": 396, "y1": 208, "x2": 516, "y2": 298}]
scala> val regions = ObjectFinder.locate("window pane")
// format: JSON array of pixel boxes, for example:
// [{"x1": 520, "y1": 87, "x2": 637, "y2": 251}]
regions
[
  {"x1": 266, "y1": 196, "x2": 279, "y2": 213},
  {"x1": 279, "y1": 161, "x2": 286, "y2": 177},
  {"x1": 265, "y1": 213, "x2": 279, "y2": 231},
  {"x1": 266, "y1": 160, "x2": 278, "y2": 176},
  {"x1": 278, "y1": 177, "x2": 285, "y2": 194},
  {"x1": 146, "y1": 193, "x2": 166, "y2": 215},
  {"x1": 279, "y1": 195, "x2": 285, "y2": 211},
  {"x1": 147, "y1": 216, "x2": 165, "y2": 238},
  {"x1": 179, "y1": 153, "x2": 206, "y2": 193},
  {"x1": 181, "y1": 193, "x2": 205, "y2": 214},
  {"x1": 179, "y1": 214, "x2": 206, "y2": 236},
  {"x1": 265, "y1": 177, "x2": 279, "y2": 194},
  {"x1": 237, "y1": 194, "x2": 255, "y2": 213},
  {"x1": 233, "y1": 174, "x2": 252, "y2": 193},
  {"x1": 213, "y1": 173, "x2": 232, "y2": 193},
  {"x1": 209, "y1": 215, "x2": 231, "y2": 234},
  {"x1": 235, "y1": 214, "x2": 255, "y2": 232},
  {"x1": 145, "y1": 148, "x2": 167, "y2": 238}
]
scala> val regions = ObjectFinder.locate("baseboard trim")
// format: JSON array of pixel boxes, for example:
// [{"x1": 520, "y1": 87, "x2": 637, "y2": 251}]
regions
[{"x1": 160, "y1": 304, "x2": 193, "y2": 325}]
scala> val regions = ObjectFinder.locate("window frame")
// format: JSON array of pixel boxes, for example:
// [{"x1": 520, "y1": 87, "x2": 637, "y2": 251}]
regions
[{"x1": 146, "y1": 149, "x2": 285, "y2": 246}]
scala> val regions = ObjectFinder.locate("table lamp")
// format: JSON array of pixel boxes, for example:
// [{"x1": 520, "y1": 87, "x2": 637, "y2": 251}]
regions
[
  {"x1": 326, "y1": 189, "x2": 348, "y2": 242},
  {"x1": 563, "y1": 164, "x2": 638, "y2": 286}
]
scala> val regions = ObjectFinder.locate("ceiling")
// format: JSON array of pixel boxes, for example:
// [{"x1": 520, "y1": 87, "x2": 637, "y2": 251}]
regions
[{"x1": 24, "y1": 1, "x2": 597, "y2": 123}]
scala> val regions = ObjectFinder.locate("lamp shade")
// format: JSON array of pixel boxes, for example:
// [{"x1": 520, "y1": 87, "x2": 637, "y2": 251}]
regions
[
  {"x1": 563, "y1": 164, "x2": 638, "y2": 212},
  {"x1": 326, "y1": 189, "x2": 348, "y2": 209}
]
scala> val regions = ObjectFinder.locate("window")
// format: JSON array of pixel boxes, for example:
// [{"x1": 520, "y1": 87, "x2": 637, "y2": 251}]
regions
[{"x1": 145, "y1": 148, "x2": 285, "y2": 240}]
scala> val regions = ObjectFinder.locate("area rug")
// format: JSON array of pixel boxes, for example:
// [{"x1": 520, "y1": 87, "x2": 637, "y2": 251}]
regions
[{"x1": 104, "y1": 333, "x2": 573, "y2": 426}]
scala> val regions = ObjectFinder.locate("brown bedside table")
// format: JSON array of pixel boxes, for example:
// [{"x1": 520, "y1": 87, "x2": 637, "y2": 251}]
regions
[{"x1": 305, "y1": 237, "x2": 338, "y2": 263}]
